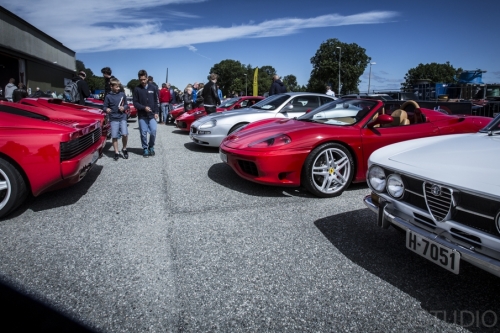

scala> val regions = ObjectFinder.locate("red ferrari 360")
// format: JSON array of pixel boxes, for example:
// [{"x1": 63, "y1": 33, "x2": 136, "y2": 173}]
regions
[
  {"x1": 175, "y1": 96, "x2": 265, "y2": 131},
  {"x1": 220, "y1": 99, "x2": 491, "y2": 197},
  {"x1": 0, "y1": 101, "x2": 105, "y2": 218}
]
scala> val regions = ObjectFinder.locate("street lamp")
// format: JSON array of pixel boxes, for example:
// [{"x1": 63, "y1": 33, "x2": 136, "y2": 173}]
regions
[
  {"x1": 368, "y1": 62, "x2": 376, "y2": 94},
  {"x1": 244, "y1": 74, "x2": 247, "y2": 96},
  {"x1": 336, "y1": 46, "x2": 341, "y2": 95}
]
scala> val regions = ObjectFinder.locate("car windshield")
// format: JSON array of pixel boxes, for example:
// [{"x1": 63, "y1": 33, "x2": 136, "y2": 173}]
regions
[
  {"x1": 297, "y1": 99, "x2": 378, "y2": 126},
  {"x1": 479, "y1": 113, "x2": 500, "y2": 135},
  {"x1": 249, "y1": 94, "x2": 289, "y2": 110},
  {"x1": 219, "y1": 98, "x2": 239, "y2": 108}
]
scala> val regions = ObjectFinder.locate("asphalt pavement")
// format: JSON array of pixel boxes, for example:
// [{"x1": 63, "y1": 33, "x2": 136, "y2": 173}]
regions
[{"x1": 0, "y1": 119, "x2": 499, "y2": 332}]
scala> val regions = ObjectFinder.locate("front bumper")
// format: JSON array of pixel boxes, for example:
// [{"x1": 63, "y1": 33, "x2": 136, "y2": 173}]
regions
[
  {"x1": 220, "y1": 146, "x2": 309, "y2": 186},
  {"x1": 364, "y1": 194, "x2": 500, "y2": 278}
]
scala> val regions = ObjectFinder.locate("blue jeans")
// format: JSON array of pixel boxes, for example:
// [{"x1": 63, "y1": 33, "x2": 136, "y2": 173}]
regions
[
  {"x1": 138, "y1": 117, "x2": 157, "y2": 149},
  {"x1": 160, "y1": 103, "x2": 170, "y2": 122}
]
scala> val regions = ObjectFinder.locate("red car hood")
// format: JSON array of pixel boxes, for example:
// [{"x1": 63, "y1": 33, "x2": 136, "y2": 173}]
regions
[{"x1": 222, "y1": 118, "x2": 358, "y2": 150}]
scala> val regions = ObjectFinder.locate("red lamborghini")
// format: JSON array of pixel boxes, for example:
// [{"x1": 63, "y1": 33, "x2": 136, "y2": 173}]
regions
[{"x1": 220, "y1": 99, "x2": 491, "y2": 197}]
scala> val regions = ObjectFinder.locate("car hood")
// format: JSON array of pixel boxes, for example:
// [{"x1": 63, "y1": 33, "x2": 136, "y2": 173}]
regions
[{"x1": 370, "y1": 133, "x2": 500, "y2": 197}]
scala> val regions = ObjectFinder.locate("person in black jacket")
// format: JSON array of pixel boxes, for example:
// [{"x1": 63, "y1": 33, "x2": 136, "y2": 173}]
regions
[
  {"x1": 12, "y1": 83, "x2": 28, "y2": 102},
  {"x1": 202, "y1": 73, "x2": 221, "y2": 114},
  {"x1": 269, "y1": 74, "x2": 286, "y2": 96},
  {"x1": 101, "y1": 67, "x2": 112, "y2": 100},
  {"x1": 133, "y1": 69, "x2": 159, "y2": 158}
]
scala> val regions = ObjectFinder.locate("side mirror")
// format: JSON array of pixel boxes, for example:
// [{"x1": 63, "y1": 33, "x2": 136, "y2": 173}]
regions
[
  {"x1": 367, "y1": 114, "x2": 393, "y2": 129},
  {"x1": 281, "y1": 104, "x2": 293, "y2": 112},
  {"x1": 234, "y1": 104, "x2": 241, "y2": 109}
]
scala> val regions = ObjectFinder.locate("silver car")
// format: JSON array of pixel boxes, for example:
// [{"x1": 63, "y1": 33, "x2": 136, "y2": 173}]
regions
[{"x1": 189, "y1": 92, "x2": 336, "y2": 147}]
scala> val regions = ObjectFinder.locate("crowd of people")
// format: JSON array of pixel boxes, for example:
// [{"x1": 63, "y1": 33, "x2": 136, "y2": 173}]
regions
[{"x1": 2, "y1": 69, "x2": 338, "y2": 161}]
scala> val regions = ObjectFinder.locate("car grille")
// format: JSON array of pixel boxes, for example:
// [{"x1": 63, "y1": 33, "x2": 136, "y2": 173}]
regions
[
  {"x1": 60, "y1": 127, "x2": 101, "y2": 161},
  {"x1": 177, "y1": 121, "x2": 187, "y2": 129},
  {"x1": 191, "y1": 126, "x2": 197, "y2": 134},
  {"x1": 381, "y1": 168, "x2": 500, "y2": 238},
  {"x1": 424, "y1": 182, "x2": 453, "y2": 222},
  {"x1": 238, "y1": 160, "x2": 258, "y2": 176}
]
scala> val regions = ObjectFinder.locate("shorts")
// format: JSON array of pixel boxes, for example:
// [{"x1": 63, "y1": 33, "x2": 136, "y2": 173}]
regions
[{"x1": 110, "y1": 119, "x2": 128, "y2": 139}]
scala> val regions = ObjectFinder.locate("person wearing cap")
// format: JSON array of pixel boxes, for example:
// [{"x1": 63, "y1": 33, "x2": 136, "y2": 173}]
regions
[{"x1": 71, "y1": 70, "x2": 90, "y2": 105}]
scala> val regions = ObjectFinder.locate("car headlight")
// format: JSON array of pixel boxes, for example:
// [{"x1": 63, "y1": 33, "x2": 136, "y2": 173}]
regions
[
  {"x1": 386, "y1": 174, "x2": 404, "y2": 199},
  {"x1": 248, "y1": 134, "x2": 291, "y2": 148},
  {"x1": 368, "y1": 165, "x2": 386, "y2": 192},
  {"x1": 199, "y1": 119, "x2": 217, "y2": 129}
]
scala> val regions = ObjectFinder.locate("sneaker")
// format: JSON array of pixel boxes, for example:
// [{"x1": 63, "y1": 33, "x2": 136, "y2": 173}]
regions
[
  {"x1": 149, "y1": 147, "x2": 155, "y2": 156},
  {"x1": 114, "y1": 153, "x2": 120, "y2": 161},
  {"x1": 122, "y1": 149, "x2": 129, "y2": 159},
  {"x1": 143, "y1": 148, "x2": 149, "y2": 158}
]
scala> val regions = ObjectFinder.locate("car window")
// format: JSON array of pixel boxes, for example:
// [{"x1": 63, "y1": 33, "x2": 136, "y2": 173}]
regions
[
  {"x1": 251, "y1": 95, "x2": 289, "y2": 110},
  {"x1": 289, "y1": 96, "x2": 320, "y2": 113},
  {"x1": 219, "y1": 98, "x2": 239, "y2": 108},
  {"x1": 320, "y1": 96, "x2": 335, "y2": 105},
  {"x1": 298, "y1": 99, "x2": 378, "y2": 126}
]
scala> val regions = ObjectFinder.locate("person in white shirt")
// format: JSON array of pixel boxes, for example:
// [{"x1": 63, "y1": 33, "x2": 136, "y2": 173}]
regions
[{"x1": 325, "y1": 85, "x2": 335, "y2": 97}]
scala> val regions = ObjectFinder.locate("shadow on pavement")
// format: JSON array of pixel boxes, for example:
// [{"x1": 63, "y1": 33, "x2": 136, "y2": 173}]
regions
[
  {"x1": 314, "y1": 208, "x2": 500, "y2": 333},
  {"x1": 0, "y1": 279, "x2": 95, "y2": 332},
  {"x1": 183, "y1": 142, "x2": 219, "y2": 153},
  {"x1": 207, "y1": 163, "x2": 314, "y2": 198},
  {"x1": 27, "y1": 165, "x2": 104, "y2": 213}
]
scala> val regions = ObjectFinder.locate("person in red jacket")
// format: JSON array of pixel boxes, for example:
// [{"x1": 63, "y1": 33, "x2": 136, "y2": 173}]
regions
[{"x1": 159, "y1": 83, "x2": 171, "y2": 124}]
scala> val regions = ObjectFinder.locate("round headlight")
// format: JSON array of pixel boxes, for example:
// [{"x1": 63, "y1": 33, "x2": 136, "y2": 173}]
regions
[
  {"x1": 386, "y1": 174, "x2": 405, "y2": 199},
  {"x1": 368, "y1": 166, "x2": 386, "y2": 192}
]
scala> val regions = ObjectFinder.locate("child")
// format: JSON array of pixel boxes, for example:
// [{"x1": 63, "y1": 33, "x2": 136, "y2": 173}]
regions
[{"x1": 103, "y1": 78, "x2": 129, "y2": 160}]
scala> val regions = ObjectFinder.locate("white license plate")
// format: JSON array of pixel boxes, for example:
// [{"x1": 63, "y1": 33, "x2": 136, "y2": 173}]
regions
[
  {"x1": 406, "y1": 230, "x2": 460, "y2": 274},
  {"x1": 219, "y1": 150, "x2": 227, "y2": 163}
]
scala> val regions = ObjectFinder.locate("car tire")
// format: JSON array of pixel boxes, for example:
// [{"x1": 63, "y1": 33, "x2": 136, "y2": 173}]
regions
[
  {"x1": 301, "y1": 143, "x2": 354, "y2": 198},
  {"x1": 0, "y1": 158, "x2": 28, "y2": 219},
  {"x1": 228, "y1": 122, "x2": 248, "y2": 134}
]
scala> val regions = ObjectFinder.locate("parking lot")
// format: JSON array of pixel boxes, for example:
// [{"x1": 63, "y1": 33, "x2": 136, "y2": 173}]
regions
[{"x1": 1, "y1": 119, "x2": 499, "y2": 333}]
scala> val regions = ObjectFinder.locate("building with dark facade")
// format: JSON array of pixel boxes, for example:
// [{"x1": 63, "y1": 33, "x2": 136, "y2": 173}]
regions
[{"x1": 0, "y1": 6, "x2": 76, "y2": 96}]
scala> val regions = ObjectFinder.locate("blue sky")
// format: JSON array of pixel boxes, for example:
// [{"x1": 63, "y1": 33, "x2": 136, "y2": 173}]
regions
[{"x1": 3, "y1": 0, "x2": 500, "y2": 93}]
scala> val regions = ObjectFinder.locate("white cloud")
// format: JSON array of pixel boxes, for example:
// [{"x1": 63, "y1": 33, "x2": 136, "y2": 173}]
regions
[{"x1": 3, "y1": 1, "x2": 398, "y2": 53}]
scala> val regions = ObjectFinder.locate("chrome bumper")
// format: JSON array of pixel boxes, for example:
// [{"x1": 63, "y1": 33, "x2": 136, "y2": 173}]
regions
[{"x1": 363, "y1": 194, "x2": 500, "y2": 278}]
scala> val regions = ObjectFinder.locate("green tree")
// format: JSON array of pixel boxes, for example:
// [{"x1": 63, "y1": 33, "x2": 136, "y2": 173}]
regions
[
  {"x1": 254, "y1": 65, "x2": 276, "y2": 96},
  {"x1": 308, "y1": 38, "x2": 370, "y2": 95},
  {"x1": 127, "y1": 79, "x2": 140, "y2": 91},
  {"x1": 282, "y1": 75, "x2": 298, "y2": 92},
  {"x1": 210, "y1": 60, "x2": 246, "y2": 97},
  {"x1": 401, "y1": 62, "x2": 461, "y2": 90}
]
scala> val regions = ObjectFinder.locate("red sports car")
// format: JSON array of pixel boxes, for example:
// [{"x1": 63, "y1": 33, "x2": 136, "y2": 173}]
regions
[
  {"x1": 220, "y1": 99, "x2": 492, "y2": 197},
  {"x1": 175, "y1": 96, "x2": 266, "y2": 131},
  {"x1": 0, "y1": 101, "x2": 105, "y2": 218},
  {"x1": 20, "y1": 97, "x2": 110, "y2": 145},
  {"x1": 169, "y1": 103, "x2": 189, "y2": 120}
]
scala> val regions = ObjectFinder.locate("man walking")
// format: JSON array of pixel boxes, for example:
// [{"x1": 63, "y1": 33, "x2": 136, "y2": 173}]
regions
[
  {"x1": 133, "y1": 69, "x2": 159, "y2": 158},
  {"x1": 4, "y1": 78, "x2": 16, "y2": 102}
]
